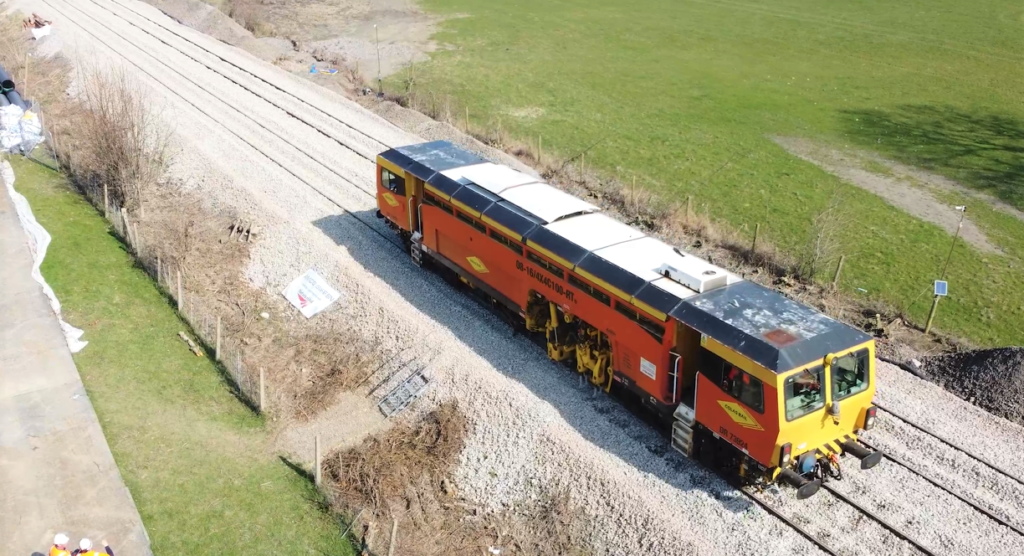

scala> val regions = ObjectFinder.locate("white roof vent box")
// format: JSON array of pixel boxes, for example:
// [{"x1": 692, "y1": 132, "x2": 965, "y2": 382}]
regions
[{"x1": 656, "y1": 260, "x2": 729, "y2": 293}]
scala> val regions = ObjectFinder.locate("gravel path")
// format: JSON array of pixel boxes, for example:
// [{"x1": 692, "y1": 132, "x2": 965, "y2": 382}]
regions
[{"x1": 26, "y1": 0, "x2": 1024, "y2": 553}]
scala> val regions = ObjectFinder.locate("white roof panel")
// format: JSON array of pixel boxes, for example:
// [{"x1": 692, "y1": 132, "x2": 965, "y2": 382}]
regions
[
  {"x1": 441, "y1": 162, "x2": 539, "y2": 195},
  {"x1": 595, "y1": 236, "x2": 740, "y2": 294},
  {"x1": 544, "y1": 213, "x2": 645, "y2": 251},
  {"x1": 499, "y1": 183, "x2": 599, "y2": 223}
]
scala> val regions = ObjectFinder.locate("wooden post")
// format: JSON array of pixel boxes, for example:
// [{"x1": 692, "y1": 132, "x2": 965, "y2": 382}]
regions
[
  {"x1": 215, "y1": 316, "x2": 221, "y2": 360},
  {"x1": 157, "y1": 255, "x2": 162, "y2": 285},
  {"x1": 832, "y1": 255, "x2": 846, "y2": 288},
  {"x1": 387, "y1": 519, "x2": 398, "y2": 556},
  {"x1": 685, "y1": 195, "x2": 693, "y2": 224},
  {"x1": 103, "y1": 184, "x2": 108, "y2": 218},
  {"x1": 538, "y1": 135, "x2": 543, "y2": 164},
  {"x1": 751, "y1": 223, "x2": 761, "y2": 255},
  {"x1": 176, "y1": 268, "x2": 182, "y2": 310},
  {"x1": 925, "y1": 295, "x2": 941, "y2": 334},
  {"x1": 133, "y1": 223, "x2": 143, "y2": 255},
  {"x1": 259, "y1": 367, "x2": 266, "y2": 414},
  {"x1": 314, "y1": 435, "x2": 322, "y2": 487}
]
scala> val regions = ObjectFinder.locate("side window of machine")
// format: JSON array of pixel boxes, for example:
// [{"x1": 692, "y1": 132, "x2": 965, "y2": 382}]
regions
[
  {"x1": 784, "y1": 366, "x2": 825, "y2": 421},
  {"x1": 831, "y1": 349, "x2": 870, "y2": 401},
  {"x1": 526, "y1": 251, "x2": 565, "y2": 279},
  {"x1": 381, "y1": 168, "x2": 406, "y2": 196},
  {"x1": 699, "y1": 349, "x2": 764, "y2": 414}
]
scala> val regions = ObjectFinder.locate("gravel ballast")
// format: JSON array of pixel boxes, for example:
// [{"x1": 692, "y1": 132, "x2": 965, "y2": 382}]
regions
[{"x1": 27, "y1": 0, "x2": 1024, "y2": 553}]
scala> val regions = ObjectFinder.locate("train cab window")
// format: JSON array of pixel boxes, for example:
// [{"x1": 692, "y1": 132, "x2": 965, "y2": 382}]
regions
[
  {"x1": 381, "y1": 168, "x2": 406, "y2": 196},
  {"x1": 699, "y1": 349, "x2": 764, "y2": 413},
  {"x1": 526, "y1": 251, "x2": 564, "y2": 279},
  {"x1": 489, "y1": 229, "x2": 524, "y2": 255},
  {"x1": 785, "y1": 366, "x2": 825, "y2": 421},
  {"x1": 831, "y1": 349, "x2": 870, "y2": 401}
]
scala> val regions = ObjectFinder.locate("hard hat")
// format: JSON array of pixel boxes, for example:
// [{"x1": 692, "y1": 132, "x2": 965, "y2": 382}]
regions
[
  {"x1": 80, "y1": 538, "x2": 93, "y2": 550},
  {"x1": 54, "y1": 533, "x2": 69, "y2": 545}
]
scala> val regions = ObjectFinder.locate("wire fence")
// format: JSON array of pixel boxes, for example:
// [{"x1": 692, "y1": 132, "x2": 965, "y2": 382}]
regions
[{"x1": 85, "y1": 183, "x2": 266, "y2": 413}]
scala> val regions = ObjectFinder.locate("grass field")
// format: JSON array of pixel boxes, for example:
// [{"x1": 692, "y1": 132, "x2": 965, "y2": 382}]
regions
[
  {"x1": 11, "y1": 157, "x2": 355, "y2": 556},
  {"x1": 398, "y1": 0, "x2": 1024, "y2": 346}
]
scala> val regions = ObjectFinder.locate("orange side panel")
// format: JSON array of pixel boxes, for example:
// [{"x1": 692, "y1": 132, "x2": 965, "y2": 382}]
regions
[
  {"x1": 421, "y1": 207, "x2": 677, "y2": 404},
  {"x1": 695, "y1": 373, "x2": 780, "y2": 464}
]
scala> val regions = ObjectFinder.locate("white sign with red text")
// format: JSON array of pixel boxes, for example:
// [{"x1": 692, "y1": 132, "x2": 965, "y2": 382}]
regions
[{"x1": 282, "y1": 269, "x2": 341, "y2": 318}]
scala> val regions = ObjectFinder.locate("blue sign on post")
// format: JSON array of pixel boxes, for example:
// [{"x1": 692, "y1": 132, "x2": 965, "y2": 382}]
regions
[{"x1": 934, "y1": 280, "x2": 948, "y2": 297}]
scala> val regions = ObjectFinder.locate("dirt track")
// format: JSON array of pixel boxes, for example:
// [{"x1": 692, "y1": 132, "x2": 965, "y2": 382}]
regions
[{"x1": 20, "y1": 0, "x2": 1024, "y2": 554}]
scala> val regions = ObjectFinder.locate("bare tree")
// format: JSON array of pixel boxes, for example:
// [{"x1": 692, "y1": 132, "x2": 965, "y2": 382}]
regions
[{"x1": 797, "y1": 188, "x2": 847, "y2": 281}]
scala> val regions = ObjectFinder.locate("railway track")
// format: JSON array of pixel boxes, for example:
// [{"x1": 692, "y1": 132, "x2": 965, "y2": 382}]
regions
[
  {"x1": 40, "y1": 0, "x2": 406, "y2": 254},
  {"x1": 31, "y1": 1, "x2": 1020, "y2": 553}
]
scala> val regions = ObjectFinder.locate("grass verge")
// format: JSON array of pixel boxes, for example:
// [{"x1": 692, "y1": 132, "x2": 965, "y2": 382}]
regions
[
  {"x1": 395, "y1": 0, "x2": 1024, "y2": 346},
  {"x1": 10, "y1": 156, "x2": 354, "y2": 556}
]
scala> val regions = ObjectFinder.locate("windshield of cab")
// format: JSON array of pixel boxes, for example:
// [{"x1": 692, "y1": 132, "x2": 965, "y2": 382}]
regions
[
  {"x1": 784, "y1": 365, "x2": 824, "y2": 421},
  {"x1": 832, "y1": 348, "x2": 870, "y2": 401}
]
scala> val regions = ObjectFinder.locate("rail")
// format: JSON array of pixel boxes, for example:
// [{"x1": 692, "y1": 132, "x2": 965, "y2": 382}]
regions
[
  {"x1": 858, "y1": 438, "x2": 1024, "y2": 537},
  {"x1": 819, "y1": 483, "x2": 936, "y2": 556}
]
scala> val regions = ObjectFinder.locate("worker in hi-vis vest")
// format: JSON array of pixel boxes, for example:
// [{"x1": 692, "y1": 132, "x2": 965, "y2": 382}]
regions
[
  {"x1": 49, "y1": 533, "x2": 71, "y2": 556},
  {"x1": 71, "y1": 538, "x2": 114, "y2": 556}
]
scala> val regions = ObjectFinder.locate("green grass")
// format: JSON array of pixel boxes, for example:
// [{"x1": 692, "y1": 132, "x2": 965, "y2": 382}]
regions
[
  {"x1": 10, "y1": 157, "x2": 355, "y2": 556},
  {"x1": 399, "y1": 0, "x2": 1024, "y2": 346}
]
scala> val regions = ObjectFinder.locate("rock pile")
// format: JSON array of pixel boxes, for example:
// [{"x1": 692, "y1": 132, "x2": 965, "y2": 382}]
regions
[{"x1": 921, "y1": 347, "x2": 1024, "y2": 425}]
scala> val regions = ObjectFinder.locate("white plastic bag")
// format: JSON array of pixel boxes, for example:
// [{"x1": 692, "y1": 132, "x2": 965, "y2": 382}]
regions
[{"x1": 2, "y1": 161, "x2": 87, "y2": 352}]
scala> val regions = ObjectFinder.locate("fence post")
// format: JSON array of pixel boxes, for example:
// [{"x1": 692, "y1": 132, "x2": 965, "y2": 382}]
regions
[
  {"x1": 538, "y1": 134, "x2": 543, "y2": 164},
  {"x1": 176, "y1": 268, "x2": 182, "y2": 310},
  {"x1": 925, "y1": 295, "x2": 941, "y2": 334},
  {"x1": 832, "y1": 255, "x2": 846, "y2": 288},
  {"x1": 103, "y1": 184, "x2": 108, "y2": 218},
  {"x1": 314, "y1": 435, "x2": 322, "y2": 487},
  {"x1": 259, "y1": 367, "x2": 266, "y2": 414},
  {"x1": 134, "y1": 223, "x2": 143, "y2": 256},
  {"x1": 751, "y1": 223, "x2": 761, "y2": 255},
  {"x1": 216, "y1": 316, "x2": 221, "y2": 360},
  {"x1": 387, "y1": 519, "x2": 398, "y2": 556},
  {"x1": 157, "y1": 255, "x2": 162, "y2": 286},
  {"x1": 685, "y1": 195, "x2": 693, "y2": 224}
]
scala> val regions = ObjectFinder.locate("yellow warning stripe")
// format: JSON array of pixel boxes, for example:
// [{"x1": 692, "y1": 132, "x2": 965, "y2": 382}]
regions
[
  {"x1": 480, "y1": 215, "x2": 520, "y2": 241},
  {"x1": 629, "y1": 298, "x2": 667, "y2": 322},
  {"x1": 450, "y1": 198, "x2": 481, "y2": 218},
  {"x1": 525, "y1": 241, "x2": 574, "y2": 275},
  {"x1": 424, "y1": 183, "x2": 451, "y2": 201},
  {"x1": 572, "y1": 267, "x2": 631, "y2": 304}
]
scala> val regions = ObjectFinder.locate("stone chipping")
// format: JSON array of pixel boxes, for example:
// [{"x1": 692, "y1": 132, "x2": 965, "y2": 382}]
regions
[{"x1": 25, "y1": 0, "x2": 1024, "y2": 553}]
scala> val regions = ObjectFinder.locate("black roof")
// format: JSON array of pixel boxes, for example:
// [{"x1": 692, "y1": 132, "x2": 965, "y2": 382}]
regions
[
  {"x1": 382, "y1": 141, "x2": 486, "y2": 181},
  {"x1": 670, "y1": 281, "x2": 872, "y2": 373},
  {"x1": 380, "y1": 142, "x2": 869, "y2": 373}
]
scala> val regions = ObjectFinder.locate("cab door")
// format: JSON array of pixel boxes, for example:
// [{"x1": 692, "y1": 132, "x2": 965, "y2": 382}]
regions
[{"x1": 377, "y1": 160, "x2": 410, "y2": 232}]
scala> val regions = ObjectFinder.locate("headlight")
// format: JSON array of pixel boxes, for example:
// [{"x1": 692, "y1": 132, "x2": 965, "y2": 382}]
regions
[{"x1": 864, "y1": 406, "x2": 877, "y2": 430}]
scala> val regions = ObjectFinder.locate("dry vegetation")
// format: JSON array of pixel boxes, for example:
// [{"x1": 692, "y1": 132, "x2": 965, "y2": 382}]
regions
[
  {"x1": 226, "y1": 0, "x2": 273, "y2": 38},
  {"x1": 324, "y1": 402, "x2": 590, "y2": 556},
  {"x1": 372, "y1": 86, "x2": 967, "y2": 358}
]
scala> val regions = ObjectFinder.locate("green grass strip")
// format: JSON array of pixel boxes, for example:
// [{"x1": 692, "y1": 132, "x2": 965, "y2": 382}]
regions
[{"x1": 10, "y1": 157, "x2": 354, "y2": 556}]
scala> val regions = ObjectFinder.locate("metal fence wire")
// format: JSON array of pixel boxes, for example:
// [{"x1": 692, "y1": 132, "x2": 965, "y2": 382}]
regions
[{"x1": 88, "y1": 187, "x2": 264, "y2": 412}]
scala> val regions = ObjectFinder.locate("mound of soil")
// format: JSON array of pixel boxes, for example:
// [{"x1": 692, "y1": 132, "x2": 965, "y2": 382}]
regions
[{"x1": 922, "y1": 347, "x2": 1024, "y2": 425}]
